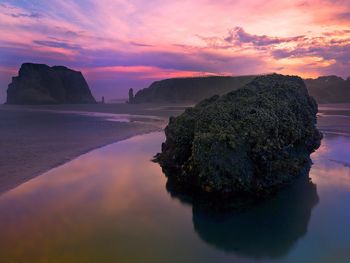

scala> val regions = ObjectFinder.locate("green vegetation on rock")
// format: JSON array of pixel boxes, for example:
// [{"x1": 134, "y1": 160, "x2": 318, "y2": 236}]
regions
[{"x1": 155, "y1": 74, "x2": 322, "y2": 196}]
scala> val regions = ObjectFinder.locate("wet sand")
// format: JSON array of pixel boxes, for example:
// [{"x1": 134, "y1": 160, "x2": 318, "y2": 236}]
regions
[
  {"x1": 318, "y1": 104, "x2": 350, "y2": 136},
  {"x1": 2, "y1": 102, "x2": 192, "y2": 118},
  {"x1": 0, "y1": 103, "x2": 188, "y2": 195},
  {"x1": 0, "y1": 102, "x2": 348, "y2": 195}
]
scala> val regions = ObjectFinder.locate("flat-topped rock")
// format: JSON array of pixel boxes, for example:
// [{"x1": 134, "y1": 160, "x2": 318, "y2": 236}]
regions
[{"x1": 6, "y1": 63, "x2": 96, "y2": 104}]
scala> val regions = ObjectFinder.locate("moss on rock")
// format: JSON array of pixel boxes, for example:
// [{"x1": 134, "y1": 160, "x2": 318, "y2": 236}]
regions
[{"x1": 155, "y1": 74, "x2": 322, "y2": 196}]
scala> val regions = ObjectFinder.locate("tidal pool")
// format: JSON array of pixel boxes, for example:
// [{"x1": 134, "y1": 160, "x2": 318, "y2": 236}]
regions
[{"x1": 0, "y1": 132, "x2": 349, "y2": 263}]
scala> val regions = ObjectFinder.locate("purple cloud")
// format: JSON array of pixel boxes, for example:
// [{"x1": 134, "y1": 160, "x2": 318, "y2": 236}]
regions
[
  {"x1": 33, "y1": 40, "x2": 82, "y2": 50},
  {"x1": 10, "y1": 12, "x2": 42, "y2": 18},
  {"x1": 336, "y1": 12, "x2": 350, "y2": 20},
  {"x1": 225, "y1": 27, "x2": 305, "y2": 46},
  {"x1": 129, "y1": 41, "x2": 154, "y2": 47},
  {"x1": 272, "y1": 44, "x2": 350, "y2": 64}
]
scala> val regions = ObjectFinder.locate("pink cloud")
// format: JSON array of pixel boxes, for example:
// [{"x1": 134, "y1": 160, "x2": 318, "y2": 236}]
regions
[{"x1": 82, "y1": 65, "x2": 231, "y2": 80}]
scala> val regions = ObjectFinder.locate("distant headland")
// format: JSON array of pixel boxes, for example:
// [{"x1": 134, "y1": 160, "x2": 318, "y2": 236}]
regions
[{"x1": 133, "y1": 74, "x2": 350, "y2": 104}]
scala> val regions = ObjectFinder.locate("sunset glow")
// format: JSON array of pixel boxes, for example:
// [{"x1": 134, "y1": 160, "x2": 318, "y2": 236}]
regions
[{"x1": 0, "y1": 0, "x2": 349, "y2": 100}]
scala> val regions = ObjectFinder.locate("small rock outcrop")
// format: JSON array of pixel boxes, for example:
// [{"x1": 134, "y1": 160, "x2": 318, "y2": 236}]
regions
[
  {"x1": 128, "y1": 88, "x2": 134, "y2": 104},
  {"x1": 155, "y1": 74, "x2": 322, "y2": 197},
  {"x1": 6, "y1": 63, "x2": 96, "y2": 104}
]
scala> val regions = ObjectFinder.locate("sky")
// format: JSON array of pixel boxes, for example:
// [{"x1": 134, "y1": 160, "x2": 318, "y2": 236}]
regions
[{"x1": 0, "y1": 0, "x2": 350, "y2": 101}]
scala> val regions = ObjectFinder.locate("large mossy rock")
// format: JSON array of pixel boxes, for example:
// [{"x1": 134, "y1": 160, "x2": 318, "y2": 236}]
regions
[
  {"x1": 155, "y1": 74, "x2": 322, "y2": 196},
  {"x1": 6, "y1": 63, "x2": 96, "y2": 104}
]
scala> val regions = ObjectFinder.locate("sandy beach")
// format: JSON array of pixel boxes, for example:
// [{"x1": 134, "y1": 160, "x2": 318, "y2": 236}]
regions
[
  {"x1": 318, "y1": 104, "x2": 350, "y2": 136},
  {"x1": 0, "y1": 102, "x2": 348, "y2": 196},
  {"x1": 3, "y1": 102, "x2": 193, "y2": 118},
  {"x1": 0, "y1": 103, "x2": 189, "y2": 195}
]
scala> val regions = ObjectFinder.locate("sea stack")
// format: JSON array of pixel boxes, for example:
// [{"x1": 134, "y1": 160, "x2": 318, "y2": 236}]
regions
[
  {"x1": 6, "y1": 63, "x2": 96, "y2": 104},
  {"x1": 128, "y1": 88, "x2": 134, "y2": 104},
  {"x1": 155, "y1": 74, "x2": 322, "y2": 197}
]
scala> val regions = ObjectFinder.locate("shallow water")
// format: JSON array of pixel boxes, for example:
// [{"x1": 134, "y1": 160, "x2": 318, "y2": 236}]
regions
[
  {"x1": 0, "y1": 132, "x2": 349, "y2": 263},
  {"x1": 21, "y1": 108, "x2": 165, "y2": 123}
]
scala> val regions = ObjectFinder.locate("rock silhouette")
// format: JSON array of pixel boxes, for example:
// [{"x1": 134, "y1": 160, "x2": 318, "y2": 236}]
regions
[
  {"x1": 128, "y1": 88, "x2": 134, "y2": 104},
  {"x1": 6, "y1": 63, "x2": 96, "y2": 104},
  {"x1": 133, "y1": 75, "x2": 256, "y2": 103},
  {"x1": 133, "y1": 74, "x2": 350, "y2": 104},
  {"x1": 304, "y1": 75, "x2": 350, "y2": 103}
]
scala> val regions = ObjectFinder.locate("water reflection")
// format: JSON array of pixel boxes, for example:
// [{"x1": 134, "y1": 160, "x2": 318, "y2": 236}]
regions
[
  {"x1": 0, "y1": 133, "x2": 171, "y2": 263},
  {"x1": 311, "y1": 133, "x2": 350, "y2": 190},
  {"x1": 0, "y1": 131, "x2": 349, "y2": 263},
  {"x1": 166, "y1": 174, "x2": 318, "y2": 259},
  {"x1": 193, "y1": 176, "x2": 318, "y2": 259},
  {"x1": 17, "y1": 108, "x2": 165, "y2": 124}
]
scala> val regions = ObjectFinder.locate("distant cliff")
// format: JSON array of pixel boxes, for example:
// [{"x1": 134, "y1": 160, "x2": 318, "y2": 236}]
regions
[
  {"x1": 133, "y1": 75, "x2": 350, "y2": 104},
  {"x1": 6, "y1": 63, "x2": 96, "y2": 104},
  {"x1": 304, "y1": 76, "x2": 350, "y2": 103},
  {"x1": 133, "y1": 76, "x2": 256, "y2": 103}
]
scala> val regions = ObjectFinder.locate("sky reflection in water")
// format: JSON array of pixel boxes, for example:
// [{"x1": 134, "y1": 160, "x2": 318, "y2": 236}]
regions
[{"x1": 0, "y1": 132, "x2": 349, "y2": 263}]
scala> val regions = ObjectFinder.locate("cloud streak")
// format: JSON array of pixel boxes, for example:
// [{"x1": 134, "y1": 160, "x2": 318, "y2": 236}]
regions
[
  {"x1": 225, "y1": 27, "x2": 305, "y2": 46},
  {"x1": 33, "y1": 40, "x2": 82, "y2": 50}
]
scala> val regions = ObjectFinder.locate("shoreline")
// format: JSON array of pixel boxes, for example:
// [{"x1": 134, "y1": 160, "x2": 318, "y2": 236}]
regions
[
  {"x1": 0, "y1": 105, "x2": 172, "y2": 196},
  {"x1": 1, "y1": 102, "x2": 349, "y2": 196},
  {"x1": 3, "y1": 123, "x2": 342, "y2": 197},
  {"x1": 0, "y1": 126, "x2": 163, "y2": 196},
  {"x1": 1, "y1": 128, "x2": 161, "y2": 196}
]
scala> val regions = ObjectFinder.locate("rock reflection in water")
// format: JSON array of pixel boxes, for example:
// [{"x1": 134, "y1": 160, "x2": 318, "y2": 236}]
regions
[{"x1": 166, "y1": 174, "x2": 319, "y2": 259}]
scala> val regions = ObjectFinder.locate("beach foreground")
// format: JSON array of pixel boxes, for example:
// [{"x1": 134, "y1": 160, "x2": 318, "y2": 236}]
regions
[
  {"x1": 0, "y1": 103, "x2": 189, "y2": 195},
  {"x1": 0, "y1": 103, "x2": 348, "y2": 195},
  {"x1": 0, "y1": 129, "x2": 349, "y2": 262}
]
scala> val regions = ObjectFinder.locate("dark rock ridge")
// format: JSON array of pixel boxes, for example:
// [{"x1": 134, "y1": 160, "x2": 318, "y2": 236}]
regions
[
  {"x1": 6, "y1": 63, "x2": 96, "y2": 104},
  {"x1": 133, "y1": 74, "x2": 350, "y2": 104},
  {"x1": 133, "y1": 75, "x2": 256, "y2": 103},
  {"x1": 155, "y1": 74, "x2": 322, "y2": 197},
  {"x1": 304, "y1": 75, "x2": 350, "y2": 103}
]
